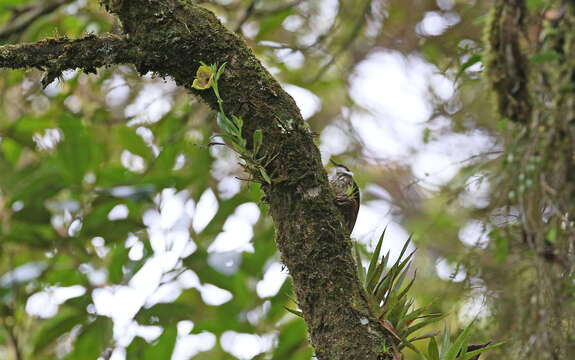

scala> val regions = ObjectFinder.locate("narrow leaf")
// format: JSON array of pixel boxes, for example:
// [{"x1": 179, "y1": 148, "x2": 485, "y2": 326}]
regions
[
  {"x1": 284, "y1": 306, "x2": 303, "y2": 317},
  {"x1": 366, "y1": 227, "x2": 386, "y2": 286},
  {"x1": 428, "y1": 337, "x2": 440, "y2": 360},
  {"x1": 444, "y1": 320, "x2": 476, "y2": 360},
  {"x1": 260, "y1": 167, "x2": 271, "y2": 184},
  {"x1": 463, "y1": 342, "x2": 506, "y2": 360},
  {"x1": 253, "y1": 129, "x2": 263, "y2": 155},
  {"x1": 354, "y1": 243, "x2": 366, "y2": 285}
]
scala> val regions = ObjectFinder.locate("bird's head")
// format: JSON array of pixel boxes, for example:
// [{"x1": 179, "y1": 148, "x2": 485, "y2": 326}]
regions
[{"x1": 330, "y1": 159, "x2": 354, "y2": 177}]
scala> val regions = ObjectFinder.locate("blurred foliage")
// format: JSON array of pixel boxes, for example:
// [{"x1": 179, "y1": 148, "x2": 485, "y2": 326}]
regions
[{"x1": 2, "y1": 0, "x2": 569, "y2": 359}]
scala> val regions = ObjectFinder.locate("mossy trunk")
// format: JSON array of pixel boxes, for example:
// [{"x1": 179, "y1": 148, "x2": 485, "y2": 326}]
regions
[{"x1": 485, "y1": 1, "x2": 575, "y2": 358}]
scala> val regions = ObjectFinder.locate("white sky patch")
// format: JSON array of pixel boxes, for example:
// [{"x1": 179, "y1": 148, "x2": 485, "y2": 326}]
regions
[
  {"x1": 416, "y1": 11, "x2": 460, "y2": 37},
  {"x1": 349, "y1": 50, "x2": 457, "y2": 162},
  {"x1": 350, "y1": 55, "x2": 430, "y2": 157},
  {"x1": 125, "y1": 79, "x2": 176, "y2": 125},
  {"x1": 208, "y1": 202, "x2": 260, "y2": 253},
  {"x1": 146, "y1": 281, "x2": 182, "y2": 305},
  {"x1": 79, "y1": 263, "x2": 107, "y2": 286},
  {"x1": 459, "y1": 172, "x2": 491, "y2": 209},
  {"x1": 128, "y1": 240, "x2": 144, "y2": 261},
  {"x1": 275, "y1": 49, "x2": 305, "y2": 69},
  {"x1": 208, "y1": 251, "x2": 243, "y2": 275},
  {"x1": 235, "y1": 203, "x2": 261, "y2": 225},
  {"x1": 33, "y1": 128, "x2": 62, "y2": 151},
  {"x1": 104, "y1": 74, "x2": 130, "y2": 107},
  {"x1": 177, "y1": 270, "x2": 200, "y2": 288},
  {"x1": 64, "y1": 94, "x2": 82, "y2": 113},
  {"x1": 68, "y1": 219, "x2": 82, "y2": 237},
  {"x1": 435, "y1": 257, "x2": 466, "y2": 282},
  {"x1": 108, "y1": 204, "x2": 129, "y2": 221},
  {"x1": 282, "y1": 14, "x2": 304, "y2": 32},
  {"x1": 411, "y1": 130, "x2": 497, "y2": 189},
  {"x1": 283, "y1": 84, "x2": 321, "y2": 120},
  {"x1": 192, "y1": 188, "x2": 219, "y2": 233},
  {"x1": 43, "y1": 78, "x2": 62, "y2": 97},
  {"x1": 458, "y1": 281, "x2": 491, "y2": 322},
  {"x1": 353, "y1": 201, "x2": 414, "y2": 264},
  {"x1": 221, "y1": 331, "x2": 274, "y2": 360},
  {"x1": 218, "y1": 176, "x2": 242, "y2": 200},
  {"x1": 92, "y1": 236, "x2": 109, "y2": 258},
  {"x1": 159, "y1": 189, "x2": 187, "y2": 230},
  {"x1": 208, "y1": 216, "x2": 254, "y2": 253},
  {"x1": 437, "y1": 0, "x2": 455, "y2": 10},
  {"x1": 128, "y1": 257, "x2": 163, "y2": 299},
  {"x1": 93, "y1": 286, "x2": 143, "y2": 322},
  {"x1": 135, "y1": 325, "x2": 163, "y2": 342},
  {"x1": 320, "y1": 122, "x2": 352, "y2": 158},
  {"x1": 26, "y1": 286, "x2": 85, "y2": 318},
  {"x1": 257, "y1": 262, "x2": 288, "y2": 298},
  {"x1": 459, "y1": 220, "x2": 490, "y2": 249},
  {"x1": 297, "y1": 0, "x2": 339, "y2": 46},
  {"x1": 121, "y1": 150, "x2": 146, "y2": 173},
  {"x1": 172, "y1": 331, "x2": 216, "y2": 360},
  {"x1": 200, "y1": 283, "x2": 233, "y2": 306}
]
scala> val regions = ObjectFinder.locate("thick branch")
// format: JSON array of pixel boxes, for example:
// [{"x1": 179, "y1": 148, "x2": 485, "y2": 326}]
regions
[{"x1": 0, "y1": 33, "x2": 138, "y2": 86}]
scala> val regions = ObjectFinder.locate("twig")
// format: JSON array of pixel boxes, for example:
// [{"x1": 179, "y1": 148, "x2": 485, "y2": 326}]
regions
[{"x1": 0, "y1": 0, "x2": 72, "y2": 41}]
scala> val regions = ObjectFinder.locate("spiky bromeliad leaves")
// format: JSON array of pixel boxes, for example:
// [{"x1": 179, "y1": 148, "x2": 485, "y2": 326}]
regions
[{"x1": 353, "y1": 230, "x2": 504, "y2": 359}]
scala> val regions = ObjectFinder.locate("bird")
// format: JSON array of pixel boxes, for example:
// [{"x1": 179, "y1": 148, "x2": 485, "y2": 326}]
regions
[{"x1": 329, "y1": 159, "x2": 360, "y2": 235}]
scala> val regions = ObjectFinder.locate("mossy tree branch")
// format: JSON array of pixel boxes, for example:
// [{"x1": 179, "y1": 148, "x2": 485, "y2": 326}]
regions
[
  {"x1": 0, "y1": 0, "x2": 392, "y2": 358},
  {"x1": 0, "y1": 33, "x2": 138, "y2": 86}
]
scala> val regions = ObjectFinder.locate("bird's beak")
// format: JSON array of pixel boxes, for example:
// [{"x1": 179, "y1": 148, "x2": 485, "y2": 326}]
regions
[{"x1": 330, "y1": 159, "x2": 341, "y2": 167}]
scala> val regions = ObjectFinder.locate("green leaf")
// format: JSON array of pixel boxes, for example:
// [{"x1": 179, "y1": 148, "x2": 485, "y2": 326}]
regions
[
  {"x1": 366, "y1": 227, "x2": 386, "y2": 288},
  {"x1": 231, "y1": 115, "x2": 243, "y2": 134},
  {"x1": 57, "y1": 115, "x2": 94, "y2": 184},
  {"x1": 117, "y1": 125, "x2": 153, "y2": 159},
  {"x1": 284, "y1": 306, "x2": 303, "y2": 317},
  {"x1": 428, "y1": 337, "x2": 439, "y2": 360},
  {"x1": 217, "y1": 112, "x2": 240, "y2": 137},
  {"x1": 529, "y1": 51, "x2": 560, "y2": 63},
  {"x1": 108, "y1": 244, "x2": 129, "y2": 283},
  {"x1": 68, "y1": 317, "x2": 113, "y2": 360},
  {"x1": 259, "y1": 167, "x2": 271, "y2": 184},
  {"x1": 136, "y1": 302, "x2": 194, "y2": 325},
  {"x1": 527, "y1": 0, "x2": 547, "y2": 9},
  {"x1": 456, "y1": 54, "x2": 482, "y2": 80},
  {"x1": 253, "y1": 129, "x2": 263, "y2": 155},
  {"x1": 444, "y1": 320, "x2": 475, "y2": 360},
  {"x1": 142, "y1": 326, "x2": 177, "y2": 360},
  {"x1": 1, "y1": 138, "x2": 22, "y2": 165},
  {"x1": 154, "y1": 144, "x2": 179, "y2": 172},
  {"x1": 354, "y1": 243, "x2": 366, "y2": 285},
  {"x1": 33, "y1": 311, "x2": 86, "y2": 355},
  {"x1": 404, "y1": 315, "x2": 445, "y2": 337},
  {"x1": 215, "y1": 62, "x2": 227, "y2": 81},
  {"x1": 491, "y1": 230, "x2": 509, "y2": 263},
  {"x1": 257, "y1": 8, "x2": 295, "y2": 40},
  {"x1": 463, "y1": 342, "x2": 506, "y2": 360}
]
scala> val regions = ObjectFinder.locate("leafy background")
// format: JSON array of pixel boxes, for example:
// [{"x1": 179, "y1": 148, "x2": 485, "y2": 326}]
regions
[{"x1": 0, "y1": 0, "x2": 527, "y2": 358}]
